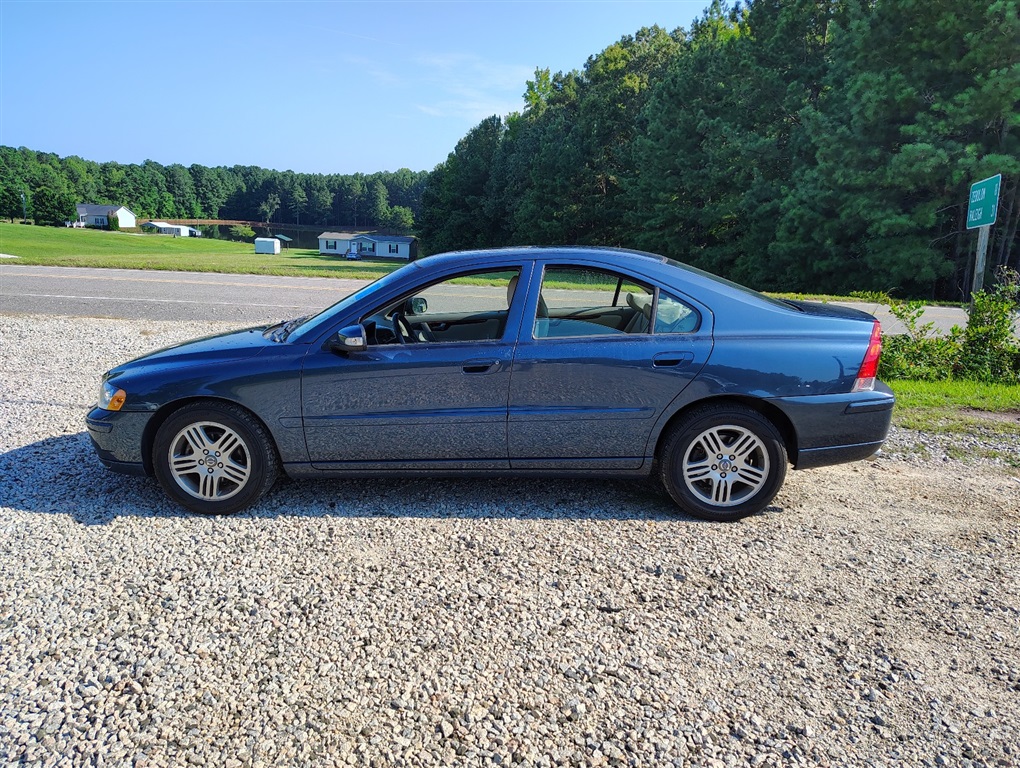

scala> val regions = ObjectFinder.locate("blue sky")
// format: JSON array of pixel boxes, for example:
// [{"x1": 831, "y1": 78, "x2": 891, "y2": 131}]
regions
[{"x1": 0, "y1": 0, "x2": 705, "y2": 175}]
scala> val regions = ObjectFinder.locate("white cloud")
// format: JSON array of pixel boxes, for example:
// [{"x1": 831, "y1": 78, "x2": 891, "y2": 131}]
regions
[{"x1": 411, "y1": 53, "x2": 532, "y2": 123}]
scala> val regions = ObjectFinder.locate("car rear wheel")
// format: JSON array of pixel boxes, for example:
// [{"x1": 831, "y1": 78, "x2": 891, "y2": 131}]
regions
[
  {"x1": 153, "y1": 402, "x2": 279, "y2": 515},
  {"x1": 660, "y1": 404, "x2": 787, "y2": 521}
]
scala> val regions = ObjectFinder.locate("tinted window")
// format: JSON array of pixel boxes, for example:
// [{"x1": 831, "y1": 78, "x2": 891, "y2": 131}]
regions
[
  {"x1": 534, "y1": 266, "x2": 698, "y2": 338},
  {"x1": 655, "y1": 290, "x2": 700, "y2": 333},
  {"x1": 364, "y1": 268, "x2": 521, "y2": 345}
]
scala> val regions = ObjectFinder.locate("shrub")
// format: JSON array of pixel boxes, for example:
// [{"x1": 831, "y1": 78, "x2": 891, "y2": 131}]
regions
[
  {"x1": 880, "y1": 331, "x2": 961, "y2": 381},
  {"x1": 108, "y1": 214, "x2": 120, "y2": 231},
  {"x1": 957, "y1": 269, "x2": 1020, "y2": 384},
  {"x1": 875, "y1": 269, "x2": 1020, "y2": 384},
  {"x1": 230, "y1": 224, "x2": 256, "y2": 240},
  {"x1": 878, "y1": 300, "x2": 962, "y2": 381}
]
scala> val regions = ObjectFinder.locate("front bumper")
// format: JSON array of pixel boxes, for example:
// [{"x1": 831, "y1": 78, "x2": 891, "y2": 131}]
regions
[{"x1": 86, "y1": 407, "x2": 151, "y2": 476}]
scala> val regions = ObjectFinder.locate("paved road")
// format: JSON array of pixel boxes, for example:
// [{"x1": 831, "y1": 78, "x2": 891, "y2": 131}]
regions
[
  {"x1": 0, "y1": 262, "x2": 987, "y2": 335},
  {"x1": 0, "y1": 264, "x2": 364, "y2": 325}
]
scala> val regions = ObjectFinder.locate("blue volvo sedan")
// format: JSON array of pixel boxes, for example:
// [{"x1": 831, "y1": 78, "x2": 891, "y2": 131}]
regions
[{"x1": 86, "y1": 247, "x2": 894, "y2": 521}]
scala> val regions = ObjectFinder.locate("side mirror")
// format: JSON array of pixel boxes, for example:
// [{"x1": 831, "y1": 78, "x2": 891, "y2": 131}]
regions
[
  {"x1": 329, "y1": 324, "x2": 367, "y2": 354},
  {"x1": 404, "y1": 296, "x2": 428, "y2": 315}
]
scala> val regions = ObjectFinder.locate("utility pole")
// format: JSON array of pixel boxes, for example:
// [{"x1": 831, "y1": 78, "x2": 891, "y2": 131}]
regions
[{"x1": 20, "y1": 191, "x2": 26, "y2": 223}]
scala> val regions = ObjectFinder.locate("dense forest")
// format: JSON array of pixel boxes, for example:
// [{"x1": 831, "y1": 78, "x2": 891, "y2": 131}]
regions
[
  {"x1": 420, "y1": 0, "x2": 1019, "y2": 300},
  {"x1": 0, "y1": 147, "x2": 428, "y2": 233}
]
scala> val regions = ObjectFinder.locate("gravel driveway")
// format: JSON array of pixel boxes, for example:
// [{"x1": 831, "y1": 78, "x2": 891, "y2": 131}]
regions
[{"x1": 1, "y1": 315, "x2": 1018, "y2": 768}]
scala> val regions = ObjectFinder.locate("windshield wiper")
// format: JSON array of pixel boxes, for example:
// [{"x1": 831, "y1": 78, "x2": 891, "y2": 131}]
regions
[
  {"x1": 262, "y1": 320, "x2": 286, "y2": 341},
  {"x1": 268, "y1": 315, "x2": 310, "y2": 342}
]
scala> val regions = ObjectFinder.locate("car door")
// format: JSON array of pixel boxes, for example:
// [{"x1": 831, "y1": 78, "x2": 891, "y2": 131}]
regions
[
  {"x1": 301, "y1": 266, "x2": 527, "y2": 470},
  {"x1": 508, "y1": 263, "x2": 713, "y2": 469}
]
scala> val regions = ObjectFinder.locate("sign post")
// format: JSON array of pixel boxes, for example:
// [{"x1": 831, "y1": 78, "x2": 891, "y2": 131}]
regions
[{"x1": 966, "y1": 173, "x2": 1001, "y2": 296}]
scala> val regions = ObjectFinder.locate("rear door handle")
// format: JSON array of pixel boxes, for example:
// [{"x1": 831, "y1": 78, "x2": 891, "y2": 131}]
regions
[
  {"x1": 652, "y1": 351, "x2": 694, "y2": 368},
  {"x1": 462, "y1": 359, "x2": 499, "y2": 374}
]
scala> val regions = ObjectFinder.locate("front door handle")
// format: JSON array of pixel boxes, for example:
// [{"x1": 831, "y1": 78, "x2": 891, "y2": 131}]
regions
[
  {"x1": 462, "y1": 359, "x2": 499, "y2": 374},
  {"x1": 652, "y1": 351, "x2": 695, "y2": 368}
]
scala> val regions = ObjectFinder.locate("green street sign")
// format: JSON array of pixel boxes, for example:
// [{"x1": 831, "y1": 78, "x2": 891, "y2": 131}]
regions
[{"x1": 966, "y1": 174, "x2": 1001, "y2": 229}]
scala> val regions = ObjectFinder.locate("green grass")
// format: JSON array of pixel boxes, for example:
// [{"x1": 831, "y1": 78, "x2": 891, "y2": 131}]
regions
[
  {"x1": 0, "y1": 222, "x2": 402, "y2": 280},
  {"x1": 890, "y1": 379, "x2": 1020, "y2": 437}
]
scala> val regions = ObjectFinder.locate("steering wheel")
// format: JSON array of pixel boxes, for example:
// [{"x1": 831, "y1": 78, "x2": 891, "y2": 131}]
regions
[
  {"x1": 393, "y1": 312, "x2": 437, "y2": 344},
  {"x1": 393, "y1": 312, "x2": 416, "y2": 344}
]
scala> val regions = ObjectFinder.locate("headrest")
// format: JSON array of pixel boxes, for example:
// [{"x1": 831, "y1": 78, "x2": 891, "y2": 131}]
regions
[{"x1": 626, "y1": 291, "x2": 653, "y2": 318}]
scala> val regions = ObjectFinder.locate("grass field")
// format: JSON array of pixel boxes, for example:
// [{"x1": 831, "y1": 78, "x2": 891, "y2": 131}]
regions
[
  {"x1": 0, "y1": 222, "x2": 402, "y2": 280},
  {"x1": 889, "y1": 379, "x2": 1020, "y2": 454}
]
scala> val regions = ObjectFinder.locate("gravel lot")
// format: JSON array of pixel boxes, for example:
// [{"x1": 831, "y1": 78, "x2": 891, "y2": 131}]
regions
[{"x1": 1, "y1": 314, "x2": 1018, "y2": 768}]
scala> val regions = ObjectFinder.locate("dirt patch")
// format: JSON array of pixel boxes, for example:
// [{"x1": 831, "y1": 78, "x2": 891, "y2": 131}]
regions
[{"x1": 961, "y1": 407, "x2": 1020, "y2": 425}]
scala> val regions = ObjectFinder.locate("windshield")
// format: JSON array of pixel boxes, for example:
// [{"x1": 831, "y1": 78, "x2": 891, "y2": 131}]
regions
[{"x1": 285, "y1": 262, "x2": 422, "y2": 342}]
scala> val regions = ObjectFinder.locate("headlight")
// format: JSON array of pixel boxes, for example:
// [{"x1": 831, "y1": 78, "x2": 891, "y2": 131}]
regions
[{"x1": 98, "y1": 380, "x2": 127, "y2": 411}]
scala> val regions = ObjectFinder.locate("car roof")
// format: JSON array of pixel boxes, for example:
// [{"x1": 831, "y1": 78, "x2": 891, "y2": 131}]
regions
[
  {"x1": 415, "y1": 245, "x2": 673, "y2": 271},
  {"x1": 414, "y1": 246, "x2": 783, "y2": 310}
]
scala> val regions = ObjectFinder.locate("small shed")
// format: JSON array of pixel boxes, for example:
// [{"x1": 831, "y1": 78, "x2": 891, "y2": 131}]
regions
[
  {"x1": 272, "y1": 234, "x2": 293, "y2": 250},
  {"x1": 255, "y1": 237, "x2": 281, "y2": 255},
  {"x1": 143, "y1": 221, "x2": 201, "y2": 237}
]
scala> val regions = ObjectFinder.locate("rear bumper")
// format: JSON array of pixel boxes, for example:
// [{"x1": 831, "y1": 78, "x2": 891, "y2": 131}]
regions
[
  {"x1": 794, "y1": 439, "x2": 885, "y2": 469},
  {"x1": 770, "y1": 382, "x2": 895, "y2": 469}
]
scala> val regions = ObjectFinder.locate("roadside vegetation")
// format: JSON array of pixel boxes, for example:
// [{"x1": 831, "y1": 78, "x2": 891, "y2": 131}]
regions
[
  {"x1": 889, "y1": 379, "x2": 1020, "y2": 465},
  {"x1": 890, "y1": 380, "x2": 1020, "y2": 433},
  {"x1": 869, "y1": 271, "x2": 1020, "y2": 447},
  {"x1": 866, "y1": 269, "x2": 1020, "y2": 386}
]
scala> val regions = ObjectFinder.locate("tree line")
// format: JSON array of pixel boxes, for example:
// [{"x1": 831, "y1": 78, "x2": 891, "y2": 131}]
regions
[
  {"x1": 0, "y1": 147, "x2": 428, "y2": 232},
  {"x1": 419, "y1": 0, "x2": 1019, "y2": 301}
]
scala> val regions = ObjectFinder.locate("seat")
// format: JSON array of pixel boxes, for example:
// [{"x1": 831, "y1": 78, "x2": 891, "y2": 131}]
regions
[
  {"x1": 624, "y1": 292, "x2": 652, "y2": 334},
  {"x1": 507, "y1": 274, "x2": 552, "y2": 338}
]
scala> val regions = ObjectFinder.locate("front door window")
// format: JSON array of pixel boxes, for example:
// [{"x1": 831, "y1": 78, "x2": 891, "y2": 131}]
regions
[{"x1": 361, "y1": 268, "x2": 521, "y2": 345}]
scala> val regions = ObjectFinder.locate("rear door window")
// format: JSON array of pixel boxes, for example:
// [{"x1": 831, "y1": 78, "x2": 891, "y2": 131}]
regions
[{"x1": 535, "y1": 266, "x2": 698, "y2": 337}]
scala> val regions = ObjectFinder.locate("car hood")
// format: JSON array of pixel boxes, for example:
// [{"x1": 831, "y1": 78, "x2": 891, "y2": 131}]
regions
[{"x1": 108, "y1": 326, "x2": 274, "y2": 374}]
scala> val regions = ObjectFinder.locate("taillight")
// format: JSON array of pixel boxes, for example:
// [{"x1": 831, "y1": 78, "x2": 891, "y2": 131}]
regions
[{"x1": 852, "y1": 320, "x2": 883, "y2": 392}]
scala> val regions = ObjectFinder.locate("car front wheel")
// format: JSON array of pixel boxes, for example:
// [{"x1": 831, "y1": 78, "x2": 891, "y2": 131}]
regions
[
  {"x1": 660, "y1": 404, "x2": 787, "y2": 522},
  {"x1": 153, "y1": 402, "x2": 279, "y2": 515}
]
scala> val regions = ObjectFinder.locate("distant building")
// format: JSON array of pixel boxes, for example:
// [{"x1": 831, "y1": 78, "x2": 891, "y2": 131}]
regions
[
  {"x1": 255, "y1": 237, "x2": 280, "y2": 254},
  {"x1": 76, "y1": 204, "x2": 136, "y2": 229},
  {"x1": 317, "y1": 232, "x2": 417, "y2": 260},
  {"x1": 142, "y1": 221, "x2": 201, "y2": 237}
]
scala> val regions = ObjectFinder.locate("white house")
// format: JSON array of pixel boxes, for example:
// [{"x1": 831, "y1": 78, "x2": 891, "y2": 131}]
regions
[
  {"x1": 142, "y1": 221, "x2": 201, "y2": 237},
  {"x1": 76, "y1": 204, "x2": 136, "y2": 229},
  {"x1": 317, "y1": 232, "x2": 417, "y2": 260},
  {"x1": 317, "y1": 231, "x2": 359, "y2": 256}
]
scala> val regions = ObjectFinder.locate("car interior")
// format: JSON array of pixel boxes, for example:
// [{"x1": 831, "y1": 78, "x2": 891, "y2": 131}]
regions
[{"x1": 360, "y1": 266, "x2": 699, "y2": 345}]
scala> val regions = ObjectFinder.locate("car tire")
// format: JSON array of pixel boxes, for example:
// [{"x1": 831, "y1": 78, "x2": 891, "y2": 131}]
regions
[
  {"x1": 152, "y1": 402, "x2": 279, "y2": 515},
  {"x1": 659, "y1": 404, "x2": 787, "y2": 522}
]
